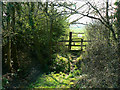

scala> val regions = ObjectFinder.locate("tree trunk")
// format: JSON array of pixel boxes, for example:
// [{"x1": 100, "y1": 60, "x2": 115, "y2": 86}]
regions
[
  {"x1": 116, "y1": 1, "x2": 120, "y2": 87},
  {"x1": 6, "y1": 3, "x2": 12, "y2": 72},
  {"x1": 106, "y1": 0, "x2": 110, "y2": 45},
  {"x1": 49, "y1": 18, "x2": 53, "y2": 65},
  {"x1": 11, "y1": 3, "x2": 19, "y2": 71},
  {"x1": 48, "y1": 3, "x2": 54, "y2": 65},
  {"x1": 7, "y1": 37, "x2": 12, "y2": 72}
]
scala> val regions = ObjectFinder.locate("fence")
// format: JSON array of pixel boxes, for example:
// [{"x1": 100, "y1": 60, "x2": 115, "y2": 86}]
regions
[{"x1": 59, "y1": 32, "x2": 91, "y2": 51}]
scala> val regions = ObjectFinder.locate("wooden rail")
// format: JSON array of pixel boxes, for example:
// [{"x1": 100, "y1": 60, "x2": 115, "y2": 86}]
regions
[
  {"x1": 72, "y1": 32, "x2": 84, "y2": 34},
  {"x1": 65, "y1": 45, "x2": 86, "y2": 46},
  {"x1": 59, "y1": 32, "x2": 91, "y2": 51},
  {"x1": 59, "y1": 40, "x2": 91, "y2": 42}
]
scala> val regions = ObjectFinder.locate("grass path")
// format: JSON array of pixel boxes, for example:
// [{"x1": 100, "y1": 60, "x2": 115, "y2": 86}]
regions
[
  {"x1": 6, "y1": 51, "x2": 86, "y2": 88},
  {"x1": 29, "y1": 51, "x2": 87, "y2": 88}
]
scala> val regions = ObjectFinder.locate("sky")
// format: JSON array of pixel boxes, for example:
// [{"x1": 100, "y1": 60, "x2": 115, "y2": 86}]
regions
[
  {"x1": 2, "y1": 0, "x2": 117, "y2": 29},
  {"x1": 64, "y1": 0, "x2": 117, "y2": 29}
]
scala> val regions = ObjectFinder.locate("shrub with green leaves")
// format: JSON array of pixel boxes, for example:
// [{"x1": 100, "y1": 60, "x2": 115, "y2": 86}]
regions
[
  {"x1": 2, "y1": 2, "x2": 69, "y2": 74},
  {"x1": 51, "y1": 54, "x2": 69, "y2": 73},
  {"x1": 79, "y1": 21, "x2": 119, "y2": 88}
]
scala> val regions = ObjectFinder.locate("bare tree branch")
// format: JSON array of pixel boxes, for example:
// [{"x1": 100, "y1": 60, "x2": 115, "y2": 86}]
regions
[
  {"x1": 87, "y1": 2, "x2": 107, "y2": 24},
  {"x1": 57, "y1": 1, "x2": 117, "y2": 41},
  {"x1": 69, "y1": 16, "x2": 83, "y2": 24},
  {"x1": 71, "y1": 22, "x2": 88, "y2": 25}
]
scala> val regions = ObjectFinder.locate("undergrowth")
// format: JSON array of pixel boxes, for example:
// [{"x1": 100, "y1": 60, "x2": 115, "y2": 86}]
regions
[{"x1": 29, "y1": 71, "x2": 87, "y2": 88}]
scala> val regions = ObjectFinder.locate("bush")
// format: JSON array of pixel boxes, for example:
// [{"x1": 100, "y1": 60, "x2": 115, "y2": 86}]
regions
[
  {"x1": 2, "y1": 2, "x2": 69, "y2": 75},
  {"x1": 51, "y1": 54, "x2": 68, "y2": 73},
  {"x1": 79, "y1": 21, "x2": 119, "y2": 88},
  {"x1": 82, "y1": 40, "x2": 119, "y2": 88}
]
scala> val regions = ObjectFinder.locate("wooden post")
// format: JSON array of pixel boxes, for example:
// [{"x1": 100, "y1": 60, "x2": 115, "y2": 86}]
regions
[
  {"x1": 81, "y1": 38, "x2": 83, "y2": 51},
  {"x1": 69, "y1": 32, "x2": 72, "y2": 50}
]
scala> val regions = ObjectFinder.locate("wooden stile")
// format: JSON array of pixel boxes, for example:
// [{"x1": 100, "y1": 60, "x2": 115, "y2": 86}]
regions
[{"x1": 59, "y1": 32, "x2": 91, "y2": 51}]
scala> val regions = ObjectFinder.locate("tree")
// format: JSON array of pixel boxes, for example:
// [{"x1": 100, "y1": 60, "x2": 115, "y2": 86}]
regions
[
  {"x1": 54, "y1": 0, "x2": 120, "y2": 87},
  {"x1": 115, "y1": 1, "x2": 120, "y2": 87},
  {"x1": 2, "y1": 2, "x2": 69, "y2": 74},
  {"x1": 57, "y1": 1, "x2": 117, "y2": 40}
]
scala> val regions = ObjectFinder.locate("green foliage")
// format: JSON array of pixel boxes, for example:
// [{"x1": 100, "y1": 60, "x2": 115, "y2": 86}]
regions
[
  {"x1": 2, "y1": 3, "x2": 70, "y2": 89},
  {"x1": 2, "y1": 77, "x2": 9, "y2": 89},
  {"x1": 71, "y1": 65, "x2": 81, "y2": 76},
  {"x1": 2, "y1": 2, "x2": 69, "y2": 74},
  {"x1": 29, "y1": 71, "x2": 79, "y2": 88},
  {"x1": 51, "y1": 54, "x2": 68, "y2": 73},
  {"x1": 80, "y1": 21, "x2": 119, "y2": 88}
]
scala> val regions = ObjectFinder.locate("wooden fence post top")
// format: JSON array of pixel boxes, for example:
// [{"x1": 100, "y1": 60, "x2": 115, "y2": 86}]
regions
[
  {"x1": 69, "y1": 32, "x2": 72, "y2": 50},
  {"x1": 81, "y1": 38, "x2": 83, "y2": 41}
]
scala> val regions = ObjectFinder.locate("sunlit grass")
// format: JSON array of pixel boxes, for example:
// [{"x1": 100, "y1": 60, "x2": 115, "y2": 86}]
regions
[{"x1": 29, "y1": 72, "x2": 80, "y2": 88}]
